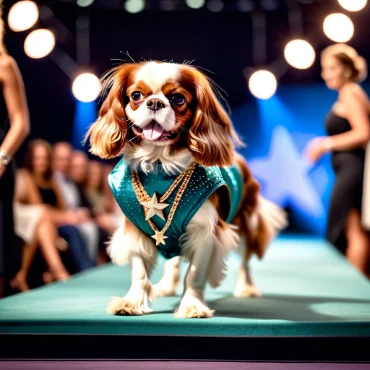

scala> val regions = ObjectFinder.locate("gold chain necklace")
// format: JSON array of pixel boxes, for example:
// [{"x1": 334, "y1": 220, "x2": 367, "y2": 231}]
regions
[{"x1": 131, "y1": 163, "x2": 197, "y2": 246}]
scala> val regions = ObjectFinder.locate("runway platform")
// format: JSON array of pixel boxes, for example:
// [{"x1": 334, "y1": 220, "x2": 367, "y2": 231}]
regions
[{"x1": 0, "y1": 235, "x2": 369, "y2": 362}]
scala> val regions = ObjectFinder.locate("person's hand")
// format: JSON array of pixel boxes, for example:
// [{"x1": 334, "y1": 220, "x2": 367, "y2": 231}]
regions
[
  {"x1": 0, "y1": 164, "x2": 5, "y2": 179},
  {"x1": 76, "y1": 208, "x2": 90, "y2": 222},
  {"x1": 304, "y1": 137, "x2": 332, "y2": 164},
  {"x1": 96, "y1": 213, "x2": 116, "y2": 233},
  {"x1": 65, "y1": 210, "x2": 83, "y2": 225}
]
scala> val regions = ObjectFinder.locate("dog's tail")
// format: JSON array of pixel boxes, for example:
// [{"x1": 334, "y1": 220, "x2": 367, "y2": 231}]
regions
[
  {"x1": 248, "y1": 195, "x2": 288, "y2": 259},
  {"x1": 233, "y1": 153, "x2": 288, "y2": 259}
]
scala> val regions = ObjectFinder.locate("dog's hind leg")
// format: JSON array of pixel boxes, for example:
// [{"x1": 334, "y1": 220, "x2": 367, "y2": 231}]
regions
[
  {"x1": 233, "y1": 238, "x2": 261, "y2": 298},
  {"x1": 153, "y1": 256, "x2": 181, "y2": 297}
]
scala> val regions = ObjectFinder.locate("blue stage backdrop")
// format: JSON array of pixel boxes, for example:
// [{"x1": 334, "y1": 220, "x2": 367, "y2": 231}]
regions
[
  {"x1": 72, "y1": 100, "x2": 98, "y2": 152},
  {"x1": 232, "y1": 83, "x2": 370, "y2": 237}
]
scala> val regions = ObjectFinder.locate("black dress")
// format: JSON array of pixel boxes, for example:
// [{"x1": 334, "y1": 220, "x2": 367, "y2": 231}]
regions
[
  {"x1": 38, "y1": 187, "x2": 58, "y2": 208},
  {"x1": 325, "y1": 110, "x2": 366, "y2": 253},
  {"x1": 0, "y1": 89, "x2": 20, "y2": 283}
]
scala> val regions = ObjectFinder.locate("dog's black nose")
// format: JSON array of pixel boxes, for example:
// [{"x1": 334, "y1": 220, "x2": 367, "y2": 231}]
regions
[{"x1": 147, "y1": 98, "x2": 165, "y2": 112}]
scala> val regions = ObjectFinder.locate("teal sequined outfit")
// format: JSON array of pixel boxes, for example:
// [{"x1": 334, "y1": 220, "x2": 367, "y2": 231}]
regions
[{"x1": 109, "y1": 158, "x2": 243, "y2": 259}]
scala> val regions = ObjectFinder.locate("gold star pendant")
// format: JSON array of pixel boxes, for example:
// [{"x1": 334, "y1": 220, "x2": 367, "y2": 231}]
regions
[
  {"x1": 151, "y1": 231, "x2": 168, "y2": 246},
  {"x1": 140, "y1": 193, "x2": 169, "y2": 221}
]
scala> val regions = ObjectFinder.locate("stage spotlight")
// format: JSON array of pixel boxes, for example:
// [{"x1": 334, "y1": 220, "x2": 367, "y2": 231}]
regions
[
  {"x1": 249, "y1": 70, "x2": 277, "y2": 100},
  {"x1": 24, "y1": 29, "x2": 55, "y2": 59},
  {"x1": 72, "y1": 73, "x2": 102, "y2": 103},
  {"x1": 77, "y1": 0, "x2": 95, "y2": 7},
  {"x1": 338, "y1": 0, "x2": 367, "y2": 12},
  {"x1": 125, "y1": 0, "x2": 145, "y2": 13},
  {"x1": 284, "y1": 40, "x2": 316, "y2": 70},
  {"x1": 207, "y1": 0, "x2": 224, "y2": 12},
  {"x1": 323, "y1": 13, "x2": 354, "y2": 42},
  {"x1": 8, "y1": 1, "x2": 39, "y2": 32},
  {"x1": 186, "y1": 0, "x2": 205, "y2": 9}
]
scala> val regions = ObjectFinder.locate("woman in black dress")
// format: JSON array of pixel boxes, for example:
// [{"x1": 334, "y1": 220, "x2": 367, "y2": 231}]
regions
[
  {"x1": 305, "y1": 44, "x2": 370, "y2": 276},
  {"x1": 0, "y1": 5, "x2": 30, "y2": 296}
]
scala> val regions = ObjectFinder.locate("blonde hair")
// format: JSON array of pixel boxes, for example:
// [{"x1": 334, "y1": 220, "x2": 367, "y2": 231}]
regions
[{"x1": 322, "y1": 44, "x2": 367, "y2": 83}]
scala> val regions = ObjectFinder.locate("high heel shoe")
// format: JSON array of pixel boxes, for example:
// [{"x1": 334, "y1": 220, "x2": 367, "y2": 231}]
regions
[{"x1": 46, "y1": 264, "x2": 70, "y2": 283}]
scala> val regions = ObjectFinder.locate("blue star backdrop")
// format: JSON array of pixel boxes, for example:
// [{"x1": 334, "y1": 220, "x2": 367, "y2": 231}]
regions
[{"x1": 232, "y1": 83, "x2": 370, "y2": 237}]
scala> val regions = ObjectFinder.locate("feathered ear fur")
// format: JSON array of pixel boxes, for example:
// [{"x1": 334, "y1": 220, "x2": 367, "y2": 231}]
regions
[
  {"x1": 186, "y1": 69, "x2": 242, "y2": 167},
  {"x1": 85, "y1": 64, "x2": 137, "y2": 159}
]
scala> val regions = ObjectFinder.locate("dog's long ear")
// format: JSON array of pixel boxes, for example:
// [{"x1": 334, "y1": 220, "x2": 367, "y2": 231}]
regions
[
  {"x1": 86, "y1": 64, "x2": 135, "y2": 159},
  {"x1": 187, "y1": 70, "x2": 242, "y2": 167}
]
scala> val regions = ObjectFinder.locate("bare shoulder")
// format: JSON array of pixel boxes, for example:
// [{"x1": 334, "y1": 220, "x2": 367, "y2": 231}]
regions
[
  {"x1": 340, "y1": 82, "x2": 368, "y2": 103},
  {"x1": 0, "y1": 54, "x2": 19, "y2": 80},
  {"x1": 341, "y1": 82, "x2": 365, "y2": 97},
  {"x1": 0, "y1": 54, "x2": 16, "y2": 70}
]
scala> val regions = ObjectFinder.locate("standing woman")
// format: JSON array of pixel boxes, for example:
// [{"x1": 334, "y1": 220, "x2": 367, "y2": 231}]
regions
[
  {"x1": 0, "y1": 3, "x2": 30, "y2": 296},
  {"x1": 305, "y1": 44, "x2": 370, "y2": 275}
]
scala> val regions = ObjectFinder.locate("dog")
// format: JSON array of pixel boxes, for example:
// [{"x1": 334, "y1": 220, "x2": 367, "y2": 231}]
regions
[{"x1": 87, "y1": 61, "x2": 287, "y2": 318}]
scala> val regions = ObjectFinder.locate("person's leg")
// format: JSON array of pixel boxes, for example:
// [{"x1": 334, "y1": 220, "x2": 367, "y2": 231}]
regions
[
  {"x1": 10, "y1": 240, "x2": 38, "y2": 291},
  {"x1": 345, "y1": 209, "x2": 370, "y2": 274},
  {"x1": 1, "y1": 163, "x2": 20, "y2": 296},
  {"x1": 58, "y1": 225, "x2": 94, "y2": 273},
  {"x1": 36, "y1": 210, "x2": 69, "y2": 281}
]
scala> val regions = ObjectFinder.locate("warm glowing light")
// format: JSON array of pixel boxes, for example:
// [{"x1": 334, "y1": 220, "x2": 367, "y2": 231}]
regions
[
  {"x1": 249, "y1": 70, "x2": 277, "y2": 100},
  {"x1": 284, "y1": 40, "x2": 316, "y2": 70},
  {"x1": 338, "y1": 0, "x2": 367, "y2": 12},
  {"x1": 72, "y1": 73, "x2": 102, "y2": 102},
  {"x1": 24, "y1": 29, "x2": 55, "y2": 59},
  {"x1": 8, "y1": 1, "x2": 39, "y2": 32},
  {"x1": 323, "y1": 13, "x2": 354, "y2": 42}
]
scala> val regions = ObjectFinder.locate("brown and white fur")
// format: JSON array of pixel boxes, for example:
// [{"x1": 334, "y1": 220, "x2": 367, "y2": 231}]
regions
[{"x1": 87, "y1": 61, "x2": 287, "y2": 318}]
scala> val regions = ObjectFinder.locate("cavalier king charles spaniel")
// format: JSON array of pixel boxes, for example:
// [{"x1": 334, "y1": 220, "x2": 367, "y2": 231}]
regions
[{"x1": 87, "y1": 61, "x2": 287, "y2": 318}]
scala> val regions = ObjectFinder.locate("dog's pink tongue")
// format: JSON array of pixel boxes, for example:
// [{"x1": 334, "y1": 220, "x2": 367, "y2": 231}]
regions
[{"x1": 143, "y1": 121, "x2": 165, "y2": 141}]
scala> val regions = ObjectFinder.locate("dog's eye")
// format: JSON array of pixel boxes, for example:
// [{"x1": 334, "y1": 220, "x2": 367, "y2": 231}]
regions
[
  {"x1": 131, "y1": 92, "x2": 142, "y2": 102},
  {"x1": 170, "y1": 94, "x2": 185, "y2": 106}
]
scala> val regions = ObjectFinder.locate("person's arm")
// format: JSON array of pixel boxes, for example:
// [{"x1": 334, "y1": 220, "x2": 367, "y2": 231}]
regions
[
  {"x1": 326, "y1": 87, "x2": 370, "y2": 151},
  {"x1": 305, "y1": 86, "x2": 370, "y2": 163},
  {"x1": 21, "y1": 170, "x2": 43, "y2": 205},
  {"x1": 0, "y1": 56, "x2": 30, "y2": 177}
]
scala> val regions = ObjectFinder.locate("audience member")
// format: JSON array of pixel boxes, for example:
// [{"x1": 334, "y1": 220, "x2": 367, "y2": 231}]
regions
[
  {"x1": 12, "y1": 169, "x2": 70, "y2": 291},
  {"x1": 23, "y1": 139, "x2": 94, "y2": 273},
  {"x1": 54, "y1": 142, "x2": 101, "y2": 261}
]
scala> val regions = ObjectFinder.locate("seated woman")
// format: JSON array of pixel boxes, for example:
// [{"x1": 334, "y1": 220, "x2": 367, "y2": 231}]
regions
[
  {"x1": 22, "y1": 139, "x2": 95, "y2": 274},
  {"x1": 12, "y1": 169, "x2": 70, "y2": 291}
]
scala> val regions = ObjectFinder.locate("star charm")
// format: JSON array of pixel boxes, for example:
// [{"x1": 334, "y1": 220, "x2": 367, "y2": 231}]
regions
[
  {"x1": 140, "y1": 193, "x2": 169, "y2": 221},
  {"x1": 151, "y1": 231, "x2": 168, "y2": 246}
]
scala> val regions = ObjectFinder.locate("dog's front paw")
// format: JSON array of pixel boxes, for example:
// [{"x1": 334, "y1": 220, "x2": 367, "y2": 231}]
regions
[
  {"x1": 106, "y1": 297, "x2": 144, "y2": 316},
  {"x1": 174, "y1": 295, "x2": 214, "y2": 318},
  {"x1": 233, "y1": 284, "x2": 262, "y2": 298},
  {"x1": 106, "y1": 293, "x2": 153, "y2": 316}
]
